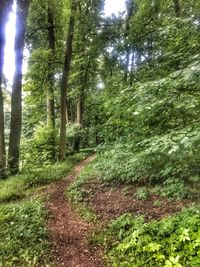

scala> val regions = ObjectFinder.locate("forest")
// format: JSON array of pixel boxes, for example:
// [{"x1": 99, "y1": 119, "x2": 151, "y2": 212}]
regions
[{"x1": 0, "y1": 0, "x2": 200, "y2": 266}]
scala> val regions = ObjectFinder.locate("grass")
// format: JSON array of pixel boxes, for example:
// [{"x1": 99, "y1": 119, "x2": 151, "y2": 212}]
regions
[
  {"x1": 0, "y1": 176, "x2": 25, "y2": 203},
  {"x1": 0, "y1": 152, "x2": 91, "y2": 204},
  {"x1": 0, "y1": 200, "x2": 50, "y2": 266},
  {"x1": 66, "y1": 164, "x2": 97, "y2": 222}
]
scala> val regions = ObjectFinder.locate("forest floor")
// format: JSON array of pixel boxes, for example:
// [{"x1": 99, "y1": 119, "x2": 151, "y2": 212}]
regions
[{"x1": 45, "y1": 156, "x2": 199, "y2": 267}]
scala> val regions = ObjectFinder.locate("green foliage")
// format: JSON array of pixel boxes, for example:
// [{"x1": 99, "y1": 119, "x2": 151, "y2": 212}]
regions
[
  {"x1": 0, "y1": 176, "x2": 25, "y2": 203},
  {"x1": 66, "y1": 123, "x2": 85, "y2": 150},
  {"x1": 92, "y1": 59, "x2": 200, "y2": 188},
  {"x1": 100, "y1": 207, "x2": 200, "y2": 266},
  {"x1": 21, "y1": 124, "x2": 58, "y2": 167},
  {"x1": 67, "y1": 164, "x2": 97, "y2": 221},
  {"x1": 153, "y1": 200, "x2": 162, "y2": 207},
  {"x1": 135, "y1": 187, "x2": 149, "y2": 200},
  {"x1": 23, "y1": 162, "x2": 73, "y2": 188},
  {"x1": 0, "y1": 153, "x2": 88, "y2": 203},
  {"x1": 151, "y1": 178, "x2": 195, "y2": 200},
  {"x1": 93, "y1": 122, "x2": 200, "y2": 189},
  {"x1": 0, "y1": 200, "x2": 50, "y2": 266}
]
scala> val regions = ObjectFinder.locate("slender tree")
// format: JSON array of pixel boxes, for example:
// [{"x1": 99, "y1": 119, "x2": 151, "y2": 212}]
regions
[
  {"x1": 173, "y1": 0, "x2": 181, "y2": 17},
  {"x1": 0, "y1": 0, "x2": 13, "y2": 178},
  {"x1": 124, "y1": 0, "x2": 134, "y2": 83},
  {"x1": 59, "y1": 1, "x2": 76, "y2": 160},
  {"x1": 47, "y1": 3, "x2": 55, "y2": 127},
  {"x1": 8, "y1": 0, "x2": 30, "y2": 174}
]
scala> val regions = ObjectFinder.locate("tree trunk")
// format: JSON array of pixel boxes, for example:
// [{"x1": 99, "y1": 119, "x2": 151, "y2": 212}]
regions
[
  {"x1": 59, "y1": 2, "x2": 76, "y2": 161},
  {"x1": 173, "y1": 0, "x2": 181, "y2": 17},
  {"x1": 124, "y1": 49, "x2": 130, "y2": 83},
  {"x1": 124, "y1": 0, "x2": 134, "y2": 82},
  {"x1": 74, "y1": 53, "x2": 91, "y2": 152},
  {"x1": 8, "y1": 0, "x2": 30, "y2": 174},
  {"x1": 129, "y1": 51, "x2": 134, "y2": 86},
  {"x1": 47, "y1": 4, "x2": 55, "y2": 128},
  {"x1": 46, "y1": 4, "x2": 56, "y2": 161},
  {"x1": 74, "y1": 72, "x2": 84, "y2": 152},
  {"x1": 0, "y1": 0, "x2": 13, "y2": 178},
  {"x1": 76, "y1": 64, "x2": 85, "y2": 125}
]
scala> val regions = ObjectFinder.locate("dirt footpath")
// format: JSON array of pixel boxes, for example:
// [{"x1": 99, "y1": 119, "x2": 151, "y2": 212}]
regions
[{"x1": 46, "y1": 156, "x2": 104, "y2": 267}]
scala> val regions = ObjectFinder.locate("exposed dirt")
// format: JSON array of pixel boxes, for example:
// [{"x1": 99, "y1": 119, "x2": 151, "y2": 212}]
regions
[
  {"x1": 84, "y1": 182, "x2": 198, "y2": 222},
  {"x1": 46, "y1": 156, "x2": 105, "y2": 267}
]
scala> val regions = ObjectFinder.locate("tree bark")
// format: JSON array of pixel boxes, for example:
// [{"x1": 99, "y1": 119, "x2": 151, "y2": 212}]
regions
[
  {"x1": 74, "y1": 55, "x2": 91, "y2": 151},
  {"x1": 8, "y1": 0, "x2": 30, "y2": 174},
  {"x1": 59, "y1": 2, "x2": 76, "y2": 161},
  {"x1": 74, "y1": 67, "x2": 84, "y2": 152},
  {"x1": 173, "y1": 0, "x2": 181, "y2": 17},
  {"x1": 0, "y1": 0, "x2": 13, "y2": 178},
  {"x1": 124, "y1": 0, "x2": 134, "y2": 82},
  {"x1": 47, "y1": 4, "x2": 55, "y2": 128}
]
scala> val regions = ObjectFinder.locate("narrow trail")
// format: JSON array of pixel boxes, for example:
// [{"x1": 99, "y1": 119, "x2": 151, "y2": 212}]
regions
[{"x1": 46, "y1": 156, "x2": 105, "y2": 267}]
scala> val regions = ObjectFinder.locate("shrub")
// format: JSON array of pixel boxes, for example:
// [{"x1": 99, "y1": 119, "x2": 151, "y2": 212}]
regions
[
  {"x1": 66, "y1": 123, "x2": 85, "y2": 150},
  {"x1": 151, "y1": 178, "x2": 194, "y2": 200},
  {"x1": 94, "y1": 126, "x2": 200, "y2": 187},
  {"x1": 21, "y1": 124, "x2": 58, "y2": 167},
  {"x1": 101, "y1": 207, "x2": 200, "y2": 266},
  {"x1": 135, "y1": 187, "x2": 149, "y2": 200}
]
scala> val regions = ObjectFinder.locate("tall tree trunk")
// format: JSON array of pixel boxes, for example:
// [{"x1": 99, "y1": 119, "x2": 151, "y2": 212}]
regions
[
  {"x1": 46, "y1": 4, "x2": 56, "y2": 161},
  {"x1": 8, "y1": 0, "x2": 30, "y2": 174},
  {"x1": 76, "y1": 63, "x2": 86, "y2": 125},
  {"x1": 124, "y1": 0, "x2": 134, "y2": 82},
  {"x1": 0, "y1": 0, "x2": 13, "y2": 178},
  {"x1": 59, "y1": 2, "x2": 76, "y2": 161},
  {"x1": 74, "y1": 51, "x2": 91, "y2": 151},
  {"x1": 124, "y1": 49, "x2": 130, "y2": 83},
  {"x1": 129, "y1": 51, "x2": 134, "y2": 86},
  {"x1": 173, "y1": 0, "x2": 181, "y2": 17},
  {"x1": 47, "y1": 4, "x2": 55, "y2": 128}
]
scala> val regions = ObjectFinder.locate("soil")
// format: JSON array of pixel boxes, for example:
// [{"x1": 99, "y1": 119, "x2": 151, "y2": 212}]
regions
[
  {"x1": 46, "y1": 156, "x2": 105, "y2": 267},
  {"x1": 84, "y1": 182, "x2": 198, "y2": 222}
]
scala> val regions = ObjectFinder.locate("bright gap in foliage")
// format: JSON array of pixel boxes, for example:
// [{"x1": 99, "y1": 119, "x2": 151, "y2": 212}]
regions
[{"x1": 104, "y1": 0, "x2": 126, "y2": 16}]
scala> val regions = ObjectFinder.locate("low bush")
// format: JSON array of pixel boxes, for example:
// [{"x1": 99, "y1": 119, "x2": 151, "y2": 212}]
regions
[
  {"x1": 94, "y1": 126, "x2": 200, "y2": 187},
  {"x1": 99, "y1": 207, "x2": 200, "y2": 266},
  {"x1": 151, "y1": 178, "x2": 196, "y2": 200},
  {"x1": 134, "y1": 187, "x2": 149, "y2": 200},
  {"x1": 0, "y1": 200, "x2": 50, "y2": 266},
  {"x1": 21, "y1": 124, "x2": 58, "y2": 167}
]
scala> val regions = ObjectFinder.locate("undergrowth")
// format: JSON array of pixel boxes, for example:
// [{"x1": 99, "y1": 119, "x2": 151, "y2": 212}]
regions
[
  {"x1": 0, "y1": 200, "x2": 50, "y2": 266},
  {"x1": 94, "y1": 207, "x2": 200, "y2": 267},
  {"x1": 66, "y1": 164, "x2": 97, "y2": 221},
  {"x1": 0, "y1": 152, "x2": 90, "y2": 204}
]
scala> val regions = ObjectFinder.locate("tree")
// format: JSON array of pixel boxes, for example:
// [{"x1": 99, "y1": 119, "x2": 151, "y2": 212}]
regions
[
  {"x1": 47, "y1": 2, "x2": 55, "y2": 128},
  {"x1": 8, "y1": 0, "x2": 30, "y2": 174},
  {"x1": 72, "y1": 0, "x2": 104, "y2": 150},
  {"x1": 173, "y1": 0, "x2": 181, "y2": 17},
  {"x1": 0, "y1": 0, "x2": 13, "y2": 178},
  {"x1": 59, "y1": 0, "x2": 76, "y2": 160}
]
